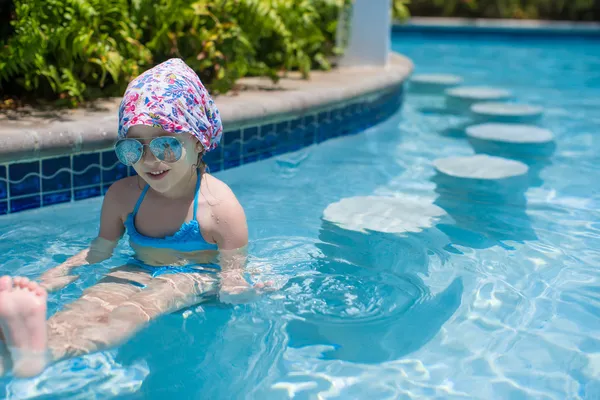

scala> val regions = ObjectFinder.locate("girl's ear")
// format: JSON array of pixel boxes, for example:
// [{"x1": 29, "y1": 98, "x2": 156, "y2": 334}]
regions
[{"x1": 194, "y1": 139, "x2": 204, "y2": 153}]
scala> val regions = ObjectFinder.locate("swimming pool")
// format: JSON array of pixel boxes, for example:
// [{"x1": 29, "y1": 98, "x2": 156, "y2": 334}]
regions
[{"x1": 1, "y1": 30, "x2": 600, "y2": 399}]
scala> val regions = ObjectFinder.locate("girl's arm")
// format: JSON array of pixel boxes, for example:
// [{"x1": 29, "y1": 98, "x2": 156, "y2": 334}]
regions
[
  {"x1": 39, "y1": 183, "x2": 125, "y2": 292},
  {"x1": 210, "y1": 187, "x2": 271, "y2": 303},
  {"x1": 212, "y1": 194, "x2": 250, "y2": 292}
]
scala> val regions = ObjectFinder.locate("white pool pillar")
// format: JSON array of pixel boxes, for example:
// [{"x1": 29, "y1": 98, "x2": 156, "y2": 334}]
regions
[{"x1": 339, "y1": 0, "x2": 391, "y2": 68}]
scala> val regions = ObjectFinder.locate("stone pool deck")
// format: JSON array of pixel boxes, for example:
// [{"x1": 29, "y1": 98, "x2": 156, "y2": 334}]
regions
[{"x1": 0, "y1": 53, "x2": 413, "y2": 164}]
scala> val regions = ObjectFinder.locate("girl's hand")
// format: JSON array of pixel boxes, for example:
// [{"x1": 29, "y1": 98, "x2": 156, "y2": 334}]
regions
[{"x1": 218, "y1": 279, "x2": 274, "y2": 305}]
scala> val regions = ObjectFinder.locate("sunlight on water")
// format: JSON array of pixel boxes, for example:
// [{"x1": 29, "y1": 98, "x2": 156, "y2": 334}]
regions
[{"x1": 0, "y1": 33, "x2": 599, "y2": 399}]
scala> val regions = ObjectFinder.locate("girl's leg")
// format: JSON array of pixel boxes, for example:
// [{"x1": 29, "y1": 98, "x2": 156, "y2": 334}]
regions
[
  {"x1": 66, "y1": 271, "x2": 218, "y2": 359},
  {"x1": 0, "y1": 268, "x2": 216, "y2": 377},
  {"x1": 0, "y1": 276, "x2": 48, "y2": 377},
  {"x1": 0, "y1": 266, "x2": 151, "y2": 377},
  {"x1": 45, "y1": 266, "x2": 156, "y2": 361}
]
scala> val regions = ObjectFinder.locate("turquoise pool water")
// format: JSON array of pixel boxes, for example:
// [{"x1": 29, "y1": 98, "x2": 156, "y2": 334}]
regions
[{"x1": 1, "y1": 32, "x2": 600, "y2": 399}]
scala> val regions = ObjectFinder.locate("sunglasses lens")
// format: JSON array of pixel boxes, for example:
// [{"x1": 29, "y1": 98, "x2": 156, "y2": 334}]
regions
[
  {"x1": 150, "y1": 137, "x2": 183, "y2": 163},
  {"x1": 115, "y1": 139, "x2": 143, "y2": 166}
]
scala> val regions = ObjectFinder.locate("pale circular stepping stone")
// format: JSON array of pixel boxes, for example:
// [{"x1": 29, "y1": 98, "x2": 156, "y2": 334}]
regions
[
  {"x1": 433, "y1": 154, "x2": 528, "y2": 180},
  {"x1": 445, "y1": 86, "x2": 512, "y2": 112},
  {"x1": 471, "y1": 102, "x2": 544, "y2": 123},
  {"x1": 466, "y1": 123, "x2": 555, "y2": 160},
  {"x1": 323, "y1": 195, "x2": 446, "y2": 234},
  {"x1": 409, "y1": 74, "x2": 463, "y2": 94},
  {"x1": 466, "y1": 123, "x2": 553, "y2": 144}
]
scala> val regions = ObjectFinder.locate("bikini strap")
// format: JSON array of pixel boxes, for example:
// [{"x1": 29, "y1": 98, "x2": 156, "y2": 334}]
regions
[
  {"x1": 133, "y1": 184, "x2": 150, "y2": 216},
  {"x1": 192, "y1": 170, "x2": 202, "y2": 220}
]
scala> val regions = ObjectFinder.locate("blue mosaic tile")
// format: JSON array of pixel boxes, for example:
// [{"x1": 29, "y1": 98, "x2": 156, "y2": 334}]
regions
[
  {"x1": 278, "y1": 132, "x2": 304, "y2": 153},
  {"x1": 223, "y1": 129, "x2": 241, "y2": 162},
  {"x1": 303, "y1": 115, "x2": 317, "y2": 145},
  {"x1": 304, "y1": 114, "x2": 316, "y2": 126},
  {"x1": 242, "y1": 126, "x2": 261, "y2": 157},
  {"x1": 102, "y1": 151, "x2": 128, "y2": 184},
  {"x1": 204, "y1": 146, "x2": 223, "y2": 173},
  {"x1": 0, "y1": 165, "x2": 6, "y2": 200},
  {"x1": 261, "y1": 124, "x2": 277, "y2": 148},
  {"x1": 0, "y1": 84, "x2": 406, "y2": 215},
  {"x1": 331, "y1": 108, "x2": 344, "y2": 123},
  {"x1": 42, "y1": 156, "x2": 71, "y2": 192},
  {"x1": 287, "y1": 117, "x2": 306, "y2": 149},
  {"x1": 9, "y1": 161, "x2": 40, "y2": 197},
  {"x1": 74, "y1": 186, "x2": 101, "y2": 200},
  {"x1": 343, "y1": 104, "x2": 355, "y2": 119},
  {"x1": 243, "y1": 154, "x2": 260, "y2": 164},
  {"x1": 261, "y1": 123, "x2": 275, "y2": 136},
  {"x1": 263, "y1": 132, "x2": 277, "y2": 148},
  {"x1": 10, "y1": 195, "x2": 41, "y2": 213},
  {"x1": 290, "y1": 117, "x2": 303, "y2": 131},
  {"x1": 259, "y1": 149, "x2": 275, "y2": 160},
  {"x1": 206, "y1": 163, "x2": 221, "y2": 173},
  {"x1": 317, "y1": 120, "x2": 334, "y2": 143},
  {"x1": 318, "y1": 111, "x2": 330, "y2": 124},
  {"x1": 73, "y1": 153, "x2": 100, "y2": 187},
  {"x1": 43, "y1": 190, "x2": 71, "y2": 206},
  {"x1": 275, "y1": 121, "x2": 290, "y2": 134},
  {"x1": 103, "y1": 163, "x2": 128, "y2": 185},
  {"x1": 224, "y1": 158, "x2": 241, "y2": 169},
  {"x1": 274, "y1": 145, "x2": 289, "y2": 156},
  {"x1": 303, "y1": 126, "x2": 316, "y2": 146}
]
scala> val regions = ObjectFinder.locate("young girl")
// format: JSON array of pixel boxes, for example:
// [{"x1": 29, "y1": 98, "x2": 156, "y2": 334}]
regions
[{"x1": 0, "y1": 58, "x2": 268, "y2": 378}]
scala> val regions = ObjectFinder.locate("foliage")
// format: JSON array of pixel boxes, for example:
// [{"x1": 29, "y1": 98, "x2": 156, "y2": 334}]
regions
[
  {"x1": 393, "y1": 0, "x2": 412, "y2": 21},
  {"x1": 407, "y1": 0, "x2": 600, "y2": 21},
  {"x1": 0, "y1": 0, "x2": 352, "y2": 106}
]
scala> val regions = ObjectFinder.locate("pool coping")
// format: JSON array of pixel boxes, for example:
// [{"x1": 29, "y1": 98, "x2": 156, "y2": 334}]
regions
[
  {"x1": 0, "y1": 53, "x2": 413, "y2": 164},
  {"x1": 0, "y1": 53, "x2": 412, "y2": 215},
  {"x1": 394, "y1": 17, "x2": 600, "y2": 36}
]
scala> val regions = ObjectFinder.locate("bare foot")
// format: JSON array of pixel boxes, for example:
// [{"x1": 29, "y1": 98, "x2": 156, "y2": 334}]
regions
[
  {"x1": 0, "y1": 276, "x2": 12, "y2": 375},
  {"x1": 0, "y1": 276, "x2": 49, "y2": 378}
]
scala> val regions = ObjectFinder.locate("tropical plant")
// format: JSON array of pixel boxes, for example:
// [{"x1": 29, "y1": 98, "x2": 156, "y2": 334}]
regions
[
  {"x1": 0, "y1": 0, "x2": 352, "y2": 106},
  {"x1": 407, "y1": 0, "x2": 600, "y2": 21}
]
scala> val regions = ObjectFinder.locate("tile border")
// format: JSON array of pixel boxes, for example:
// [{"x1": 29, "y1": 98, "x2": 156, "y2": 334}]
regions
[
  {"x1": 394, "y1": 17, "x2": 600, "y2": 37},
  {"x1": 0, "y1": 82, "x2": 406, "y2": 215}
]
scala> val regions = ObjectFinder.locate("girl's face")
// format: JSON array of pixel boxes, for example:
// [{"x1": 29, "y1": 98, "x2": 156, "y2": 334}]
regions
[{"x1": 127, "y1": 125, "x2": 202, "y2": 194}]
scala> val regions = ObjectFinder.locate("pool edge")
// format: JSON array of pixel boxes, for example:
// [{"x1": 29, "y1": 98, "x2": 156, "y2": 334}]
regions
[{"x1": 0, "y1": 53, "x2": 412, "y2": 215}]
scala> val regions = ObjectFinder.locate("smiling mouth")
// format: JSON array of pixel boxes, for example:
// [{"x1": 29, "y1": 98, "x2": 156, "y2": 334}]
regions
[{"x1": 146, "y1": 170, "x2": 169, "y2": 179}]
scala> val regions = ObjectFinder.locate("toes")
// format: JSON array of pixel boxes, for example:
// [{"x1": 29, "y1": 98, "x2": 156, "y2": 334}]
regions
[
  {"x1": 14, "y1": 277, "x2": 30, "y2": 289},
  {"x1": 34, "y1": 285, "x2": 47, "y2": 299},
  {"x1": 27, "y1": 281, "x2": 38, "y2": 292},
  {"x1": 0, "y1": 276, "x2": 12, "y2": 291}
]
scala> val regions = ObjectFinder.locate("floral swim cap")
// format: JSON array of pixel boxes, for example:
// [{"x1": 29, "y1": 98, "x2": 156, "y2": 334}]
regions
[{"x1": 118, "y1": 58, "x2": 223, "y2": 152}]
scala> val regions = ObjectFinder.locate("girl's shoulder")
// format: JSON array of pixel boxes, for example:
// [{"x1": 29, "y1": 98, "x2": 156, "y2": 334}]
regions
[
  {"x1": 200, "y1": 173, "x2": 238, "y2": 205},
  {"x1": 103, "y1": 176, "x2": 145, "y2": 214}
]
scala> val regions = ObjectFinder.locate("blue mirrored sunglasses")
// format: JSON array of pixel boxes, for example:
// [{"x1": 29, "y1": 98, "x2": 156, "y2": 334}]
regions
[{"x1": 114, "y1": 136, "x2": 184, "y2": 166}]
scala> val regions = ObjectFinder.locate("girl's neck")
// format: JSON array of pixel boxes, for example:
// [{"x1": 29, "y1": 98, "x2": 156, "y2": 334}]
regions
[{"x1": 155, "y1": 168, "x2": 200, "y2": 201}]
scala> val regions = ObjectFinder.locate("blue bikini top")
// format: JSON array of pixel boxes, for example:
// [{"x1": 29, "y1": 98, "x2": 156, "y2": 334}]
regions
[{"x1": 124, "y1": 175, "x2": 219, "y2": 253}]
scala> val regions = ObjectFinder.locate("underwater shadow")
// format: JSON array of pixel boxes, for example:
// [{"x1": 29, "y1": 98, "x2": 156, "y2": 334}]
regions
[
  {"x1": 431, "y1": 162, "x2": 538, "y2": 251},
  {"x1": 284, "y1": 218, "x2": 463, "y2": 364},
  {"x1": 467, "y1": 135, "x2": 556, "y2": 188}
]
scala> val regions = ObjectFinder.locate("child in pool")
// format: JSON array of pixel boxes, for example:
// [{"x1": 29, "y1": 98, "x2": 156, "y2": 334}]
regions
[{"x1": 0, "y1": 59, "x2": 269, "y2": 378}]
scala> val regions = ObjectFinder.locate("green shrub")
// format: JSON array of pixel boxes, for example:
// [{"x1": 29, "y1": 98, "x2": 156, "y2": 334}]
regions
[
  {"x1": 407, "y1": 0, "x2": 600, "y2": 21},
  {"x1": 0, "y1": 0, "x2": 352, "y2": 106}
]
